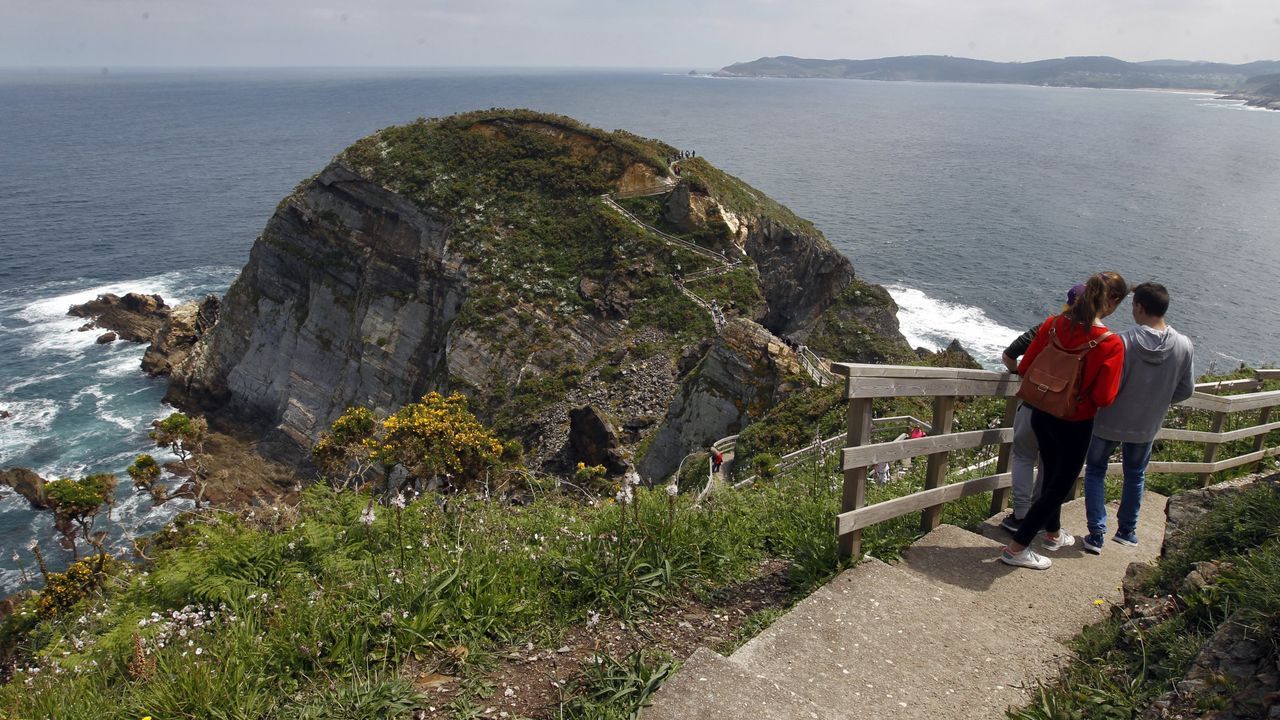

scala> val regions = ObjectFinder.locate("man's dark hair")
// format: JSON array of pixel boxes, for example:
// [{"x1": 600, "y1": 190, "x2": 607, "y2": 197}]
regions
[{"x1": 1132, "y1": 282, "x2": 1170, "y2": 317}]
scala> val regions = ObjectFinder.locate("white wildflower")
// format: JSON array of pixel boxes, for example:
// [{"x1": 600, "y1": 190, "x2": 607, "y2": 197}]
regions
[
  {"x1": 666, "y1": 484, "x2": 678, "y2": 497},
  {"x1": 359, "y1": 504, "x2": 377, "y2": 526},
  {"x1": 390, "y1": 492, "x2": 406, "y2": 510}
]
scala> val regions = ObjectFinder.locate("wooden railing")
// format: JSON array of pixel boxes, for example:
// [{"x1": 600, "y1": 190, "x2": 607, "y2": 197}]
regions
[
  {"x1": 832, "y1": 363, "x2": 1280, "y2": 559},
  {"x1": 797, "y1": 346, "x2": 837, "y2": 387}
]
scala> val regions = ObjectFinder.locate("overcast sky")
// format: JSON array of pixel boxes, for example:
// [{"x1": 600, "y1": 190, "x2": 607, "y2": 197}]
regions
[{"x1": 3, "y1": 0, "x2": 1278, "y2": 68}]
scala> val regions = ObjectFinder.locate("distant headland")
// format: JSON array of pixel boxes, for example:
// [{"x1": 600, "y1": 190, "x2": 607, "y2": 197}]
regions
[{"x1": 716, "y1": 55, "x2": 1280, "y2": 100}]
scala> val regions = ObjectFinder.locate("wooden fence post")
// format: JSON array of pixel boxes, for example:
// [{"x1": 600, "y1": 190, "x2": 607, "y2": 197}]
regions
[
  {"x1": 839, "y1": 396, "x2": 874, "y2": 560},
  {"x1": 1199, "y1": 410, "x2": 1228, "y2": 487},
  {"x1": 920, "y1": 395, "x2": 957, "y2": 533},
  {"x1": 1253, "y1": 407, "x2": 1273, "y2": 473},
  {"x1": 989, "y1": 397, "x2": 1020, "y2": 517}
]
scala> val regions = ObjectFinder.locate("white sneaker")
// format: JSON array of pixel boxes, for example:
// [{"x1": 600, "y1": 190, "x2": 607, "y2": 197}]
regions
[
  {"x1": 1001, "y1": 546, "x2": 1052, "y2": 570},
  {"x1": 1042, "y1": 530, "x2": 1076, "y2": 552}
]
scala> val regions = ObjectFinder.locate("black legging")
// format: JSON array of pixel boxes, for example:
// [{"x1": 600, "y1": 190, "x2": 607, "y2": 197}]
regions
[{"x1": 1011, "y1": 408, "x2": 1094, "y2": 547}]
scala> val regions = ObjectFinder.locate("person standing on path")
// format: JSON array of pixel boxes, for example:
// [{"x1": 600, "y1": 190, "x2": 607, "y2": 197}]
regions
[
  {"x1": 1000, "y1": 271, "x2": 1128, "y2": 570},
  {"x1": 710, "y1": 446, "x2": 724, "y2": 474},
  {"x1": 1081, "y1": 282, "x2": 1194, "y2": 554},
  {"x1": 998, "y1": 282, "x2": 1085, "y2": 534}
]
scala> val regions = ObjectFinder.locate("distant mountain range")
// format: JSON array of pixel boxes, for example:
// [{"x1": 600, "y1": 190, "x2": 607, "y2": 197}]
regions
[{"x1": 717, "y1": 55, "x2": 1280, "y2": 91}]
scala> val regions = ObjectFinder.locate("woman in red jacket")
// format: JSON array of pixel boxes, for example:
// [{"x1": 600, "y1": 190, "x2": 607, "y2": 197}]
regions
[{"x1": 1001, "y1": 271, "x2": 1128, "y2": 570}]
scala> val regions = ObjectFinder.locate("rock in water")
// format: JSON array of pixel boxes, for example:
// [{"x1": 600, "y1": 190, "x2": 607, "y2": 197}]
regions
[
  {"x1": 68, "y1": 292, "x2": 170, "y2": 342},
  {"x1": 169, "y1": 110, "x2": 911, "y2": 478},
  {"x1": 0, "y1": 468, "x2": 49, "y2": 509}
]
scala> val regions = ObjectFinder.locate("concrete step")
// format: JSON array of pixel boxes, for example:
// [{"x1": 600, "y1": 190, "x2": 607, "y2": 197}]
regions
[
  {"x1": 725, "y1": 556, "x2": 1044, "y2": 719},
  {"x1": 641, "y1": 493, "x2": 1169, "y2": 720},
  {"x1": 898, "y1": 492, "x2": 1166, "y2": 646},
  {"x1": 642, "y1": 647, "x2": 844, "y2": 720}
]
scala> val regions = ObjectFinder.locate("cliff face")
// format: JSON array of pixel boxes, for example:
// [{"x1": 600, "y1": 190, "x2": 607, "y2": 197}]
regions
[
  {"x1": 170, "y1": 110, "x2": 909, "y2": 480},
  {"x1": 169, "y1": 163, "x2": 466, "y2": 452}
]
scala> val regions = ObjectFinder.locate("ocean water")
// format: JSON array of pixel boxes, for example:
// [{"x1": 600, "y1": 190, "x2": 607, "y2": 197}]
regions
[{"x1": 1, "y1": 68, "x2": 1278, "y2": 593}]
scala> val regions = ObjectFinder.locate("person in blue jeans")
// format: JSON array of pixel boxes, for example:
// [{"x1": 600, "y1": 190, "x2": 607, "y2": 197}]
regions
[{"x1": 1082, "y1": 282, "x2": 1195, "y2": 554}]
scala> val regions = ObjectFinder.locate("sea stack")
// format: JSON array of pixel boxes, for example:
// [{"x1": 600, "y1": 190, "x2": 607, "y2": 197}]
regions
[{"x1": 168, "y1": 110, "x2": 911, "y2": 481}]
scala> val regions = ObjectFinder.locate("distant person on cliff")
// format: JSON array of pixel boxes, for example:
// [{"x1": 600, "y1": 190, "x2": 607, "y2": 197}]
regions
[
  {"x1": 997, "y1": 282, "x2": 1085, "y2": 534},
  {"x1": 1081, "y1": 282, "x2": 1194, "y2": 554},
  {"x1": 1000, "y1": 271, "x2": 1128, "y2": 570},
  {"x1": 710, "y1": 446, "x2": 724, "y2": 473}
]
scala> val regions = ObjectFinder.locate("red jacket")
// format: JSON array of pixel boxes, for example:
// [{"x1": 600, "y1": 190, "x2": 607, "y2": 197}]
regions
[{"x1": 1017, "y1": 315, "x2": 1125, "y2": 421}]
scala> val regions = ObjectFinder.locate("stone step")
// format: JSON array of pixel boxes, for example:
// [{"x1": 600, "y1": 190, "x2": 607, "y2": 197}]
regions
[
  {"x1": 898, "y1": 492, "x2": 1166, "y2": 647},
  {"x1": 642, "y1": 647, "x2": 844, "y2": 720},
  {"x1": 725, "y1": 556, "x2": 1045, "y2": 719}
]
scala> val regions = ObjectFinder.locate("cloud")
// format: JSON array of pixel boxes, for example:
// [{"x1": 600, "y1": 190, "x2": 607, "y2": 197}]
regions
[{"x1": 0, "y1": 0, "x2": 1275, "y2": 67}]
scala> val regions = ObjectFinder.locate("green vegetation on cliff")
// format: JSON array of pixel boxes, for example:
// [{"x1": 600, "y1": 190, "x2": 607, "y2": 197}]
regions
[{"x1": 805, "y1": 279, "x2": 914, "y2": 364}]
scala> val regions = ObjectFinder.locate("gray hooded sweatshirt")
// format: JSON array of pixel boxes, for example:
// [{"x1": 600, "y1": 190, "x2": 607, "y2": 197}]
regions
[{"x1": 1093, "y1": 325, "x2": 1195, "y2": 444}]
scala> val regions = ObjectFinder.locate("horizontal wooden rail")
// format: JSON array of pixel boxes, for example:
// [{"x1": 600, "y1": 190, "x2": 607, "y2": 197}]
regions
[
  {"x1": 1156, "y1": 420, "x2": 1280, "y2": 444},
  {"x1": 1145, "y1": 446, "x2": 1280, "y2": 475},
  {"x1": 838, "y1": 473, "x2": 1012, "y2": 535},
  {"x1": 843, "y1": 428, "x2": 1013, "y2": 470},
  {"x1": 1195, "y1": 378, "x2": 1263, "y2": 394},
  {"x1": 831, "y1": 363, "x2": 1006, "y2": 380},
  {"x1": 847, "y1": 376, "x2": 1022, "y2": 399},
  {"x1": 1179, "y1": 389, "x2": 1280, "y2": 413}
]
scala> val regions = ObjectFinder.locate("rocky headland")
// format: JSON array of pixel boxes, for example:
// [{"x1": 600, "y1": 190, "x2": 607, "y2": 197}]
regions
[
  {"x1": 1219, "y1": 73, "x2": 1280, "y2": 111},
  {"x1": 717, "y1": 55, "x2": 1280, "y2": 92},
  {"x1": 158, "y1": 109, "x2": 911, "y2": 484}
]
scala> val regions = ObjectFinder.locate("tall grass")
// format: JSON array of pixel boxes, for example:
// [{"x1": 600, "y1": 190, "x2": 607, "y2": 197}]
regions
[{"x1": 1, "y1": 460, "x2": 850, "y2": 718}]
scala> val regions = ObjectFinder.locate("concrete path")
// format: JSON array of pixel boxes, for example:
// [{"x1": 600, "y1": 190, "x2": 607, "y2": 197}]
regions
[{"x1": 642, "y1": 492, "x2": 1167, "y2": 720}]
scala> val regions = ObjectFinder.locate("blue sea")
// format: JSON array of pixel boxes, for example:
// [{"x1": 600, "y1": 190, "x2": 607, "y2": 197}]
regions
[{"x1": 1, "y1": 68, "x2": 1278, "y2": 593}]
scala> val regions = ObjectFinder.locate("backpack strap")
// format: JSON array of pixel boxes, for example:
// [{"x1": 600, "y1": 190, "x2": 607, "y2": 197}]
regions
[{"x1": 1049, "y1": 326, "x2": 1114, "y2": 354}]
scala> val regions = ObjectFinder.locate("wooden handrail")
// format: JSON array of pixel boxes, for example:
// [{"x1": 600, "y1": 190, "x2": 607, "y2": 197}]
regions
[{"x1": 835, "y1": 363, "x2": 1280, "y2": 558}]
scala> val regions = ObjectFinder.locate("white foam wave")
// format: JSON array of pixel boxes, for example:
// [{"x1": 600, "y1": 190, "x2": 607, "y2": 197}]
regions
[
  {"x1": 13, "y1": 270, "x2": 197, "y2": 324},
  {"x1": 884, "y1": 284, "x2": 1021, "y2": 369},
  {"x1": 1196, "y1": 99, "x2": 1274, "y2": 113},
  {"x1": 90, "y1": 350, "x2": 145, "y2": 379},
  {"x1": 0, "y1": 398, "x2": 60, "y2": 464},
  {"x1": 70, "y1": 384, "x2": 110, "y2": 410},
  {"x1": 3, "y1": 372, "x2": 69, "y2": 394}
]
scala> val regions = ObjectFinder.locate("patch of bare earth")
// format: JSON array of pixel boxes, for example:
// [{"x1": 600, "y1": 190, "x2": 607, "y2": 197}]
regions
[{"x1": 408, "y1": 559, "x2": 793, "y2": 719}]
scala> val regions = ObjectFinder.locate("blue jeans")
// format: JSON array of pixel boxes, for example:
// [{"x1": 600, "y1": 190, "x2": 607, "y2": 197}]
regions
[{"x1": 1083, "y1": 436, "x2": 1153, "y2": 537}]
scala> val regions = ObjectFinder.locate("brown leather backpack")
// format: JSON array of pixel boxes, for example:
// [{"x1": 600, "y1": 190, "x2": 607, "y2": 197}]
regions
[{"x1": 1016, "y1": 325, "x2": 1113, "y2": 419}]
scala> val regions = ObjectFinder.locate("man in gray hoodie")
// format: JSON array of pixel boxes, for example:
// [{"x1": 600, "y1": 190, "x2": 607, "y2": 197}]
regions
[{"x1": 1082, "y1": 282, "x2": 1194, "y2": 553}]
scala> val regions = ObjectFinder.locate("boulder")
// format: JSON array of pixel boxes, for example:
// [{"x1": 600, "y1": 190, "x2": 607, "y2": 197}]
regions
[
  {"x1": 96, "y1": 332, "x2": 117, "y2": 344},
  {"x1": 68, "y1": 292, "x2": 170, "y2": 343},
  {"x1": 0, "y1": 467, "x2": 48, "y2": 509},
  {"x1": 143, "y1": 294, "x2": 220, "y2": 377},
  {"x1": 567, "y1": 406, "x2": 629, "y2": 475}
]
